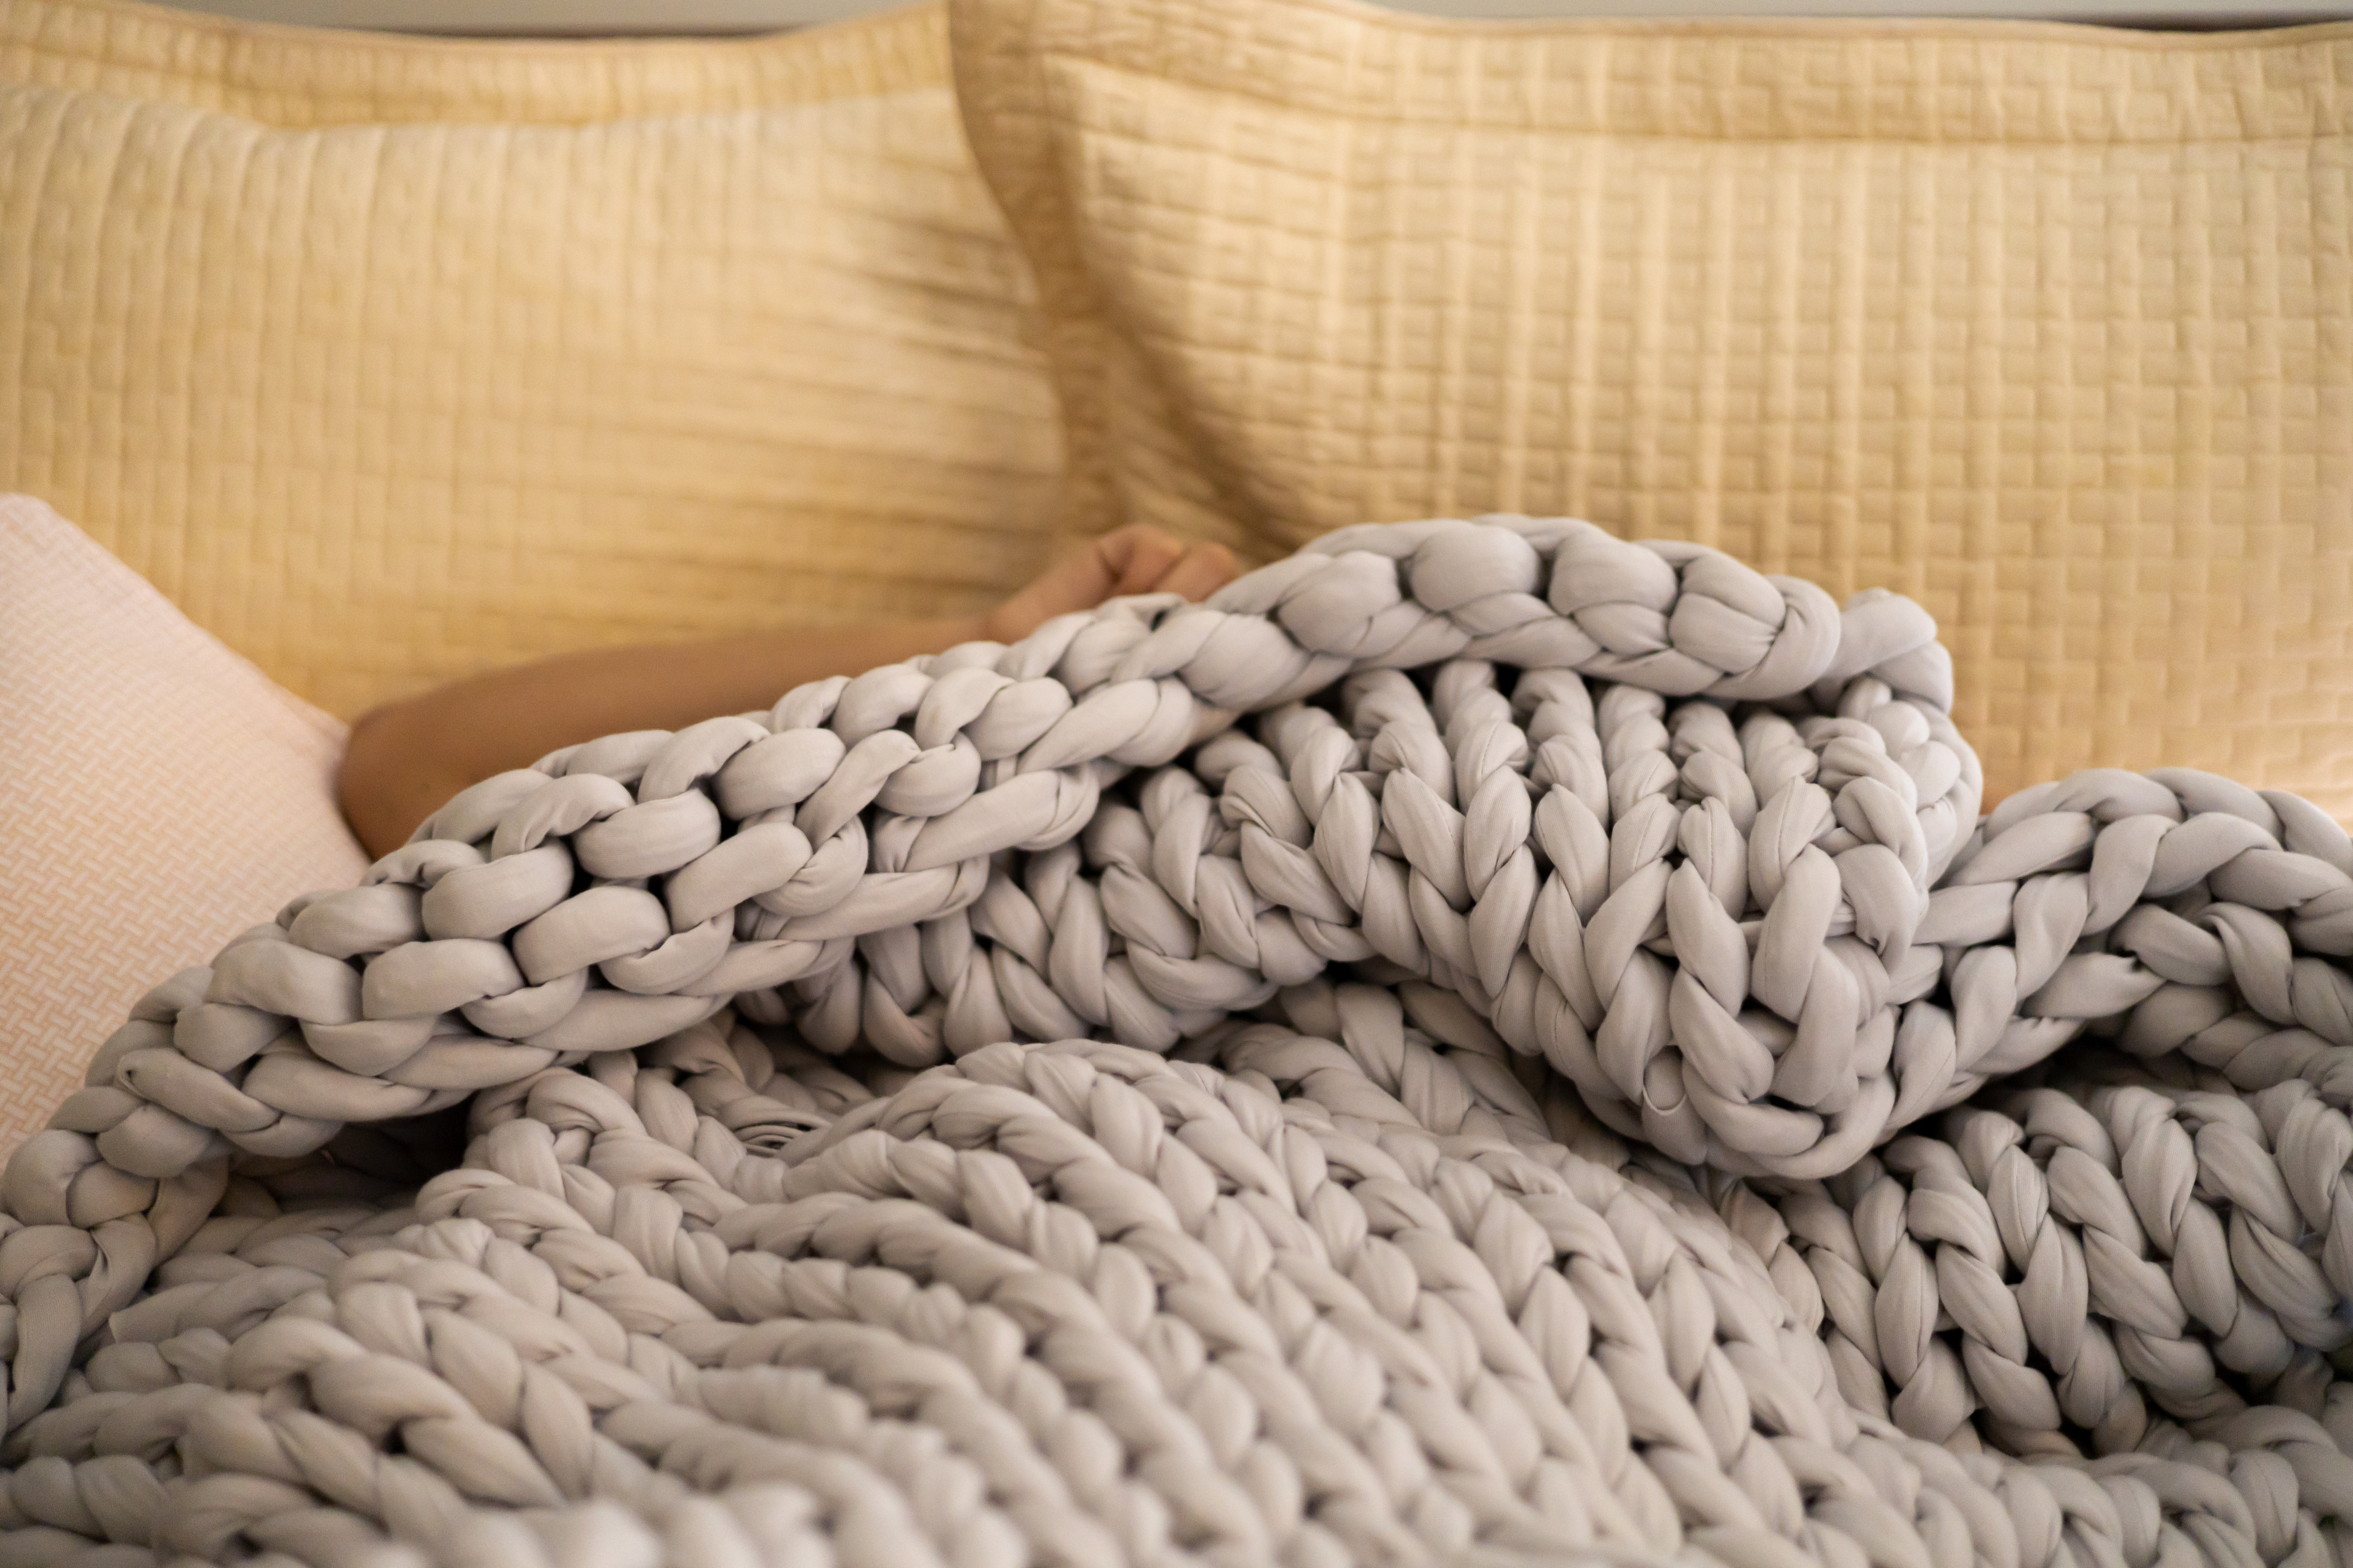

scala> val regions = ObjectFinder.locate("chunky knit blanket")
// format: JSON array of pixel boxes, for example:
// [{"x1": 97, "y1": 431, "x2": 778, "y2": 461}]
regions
[{"x1": 8, "y1": 516, "x2": 2353, "y2": 1568}]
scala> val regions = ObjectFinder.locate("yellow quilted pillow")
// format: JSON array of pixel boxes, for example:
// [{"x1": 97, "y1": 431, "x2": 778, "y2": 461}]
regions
[
  {"x1": 952, "y1": 0, "x2": 2353, "y2": 815},
  {"x1": 0, "y1": 0, "x2": 1062, "y2": 719}
]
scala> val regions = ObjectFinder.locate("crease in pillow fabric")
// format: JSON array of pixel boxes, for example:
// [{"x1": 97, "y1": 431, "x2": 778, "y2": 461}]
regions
[
  {"x1": 0, "y1": 0, "x2": 1064, "y2": 721},
  {"x1": 0, "y1": 493, "x2": 369, "y2": 1153},
  {"x1": 948, "y1": 0, "x2": 2353, "y2": 818}
]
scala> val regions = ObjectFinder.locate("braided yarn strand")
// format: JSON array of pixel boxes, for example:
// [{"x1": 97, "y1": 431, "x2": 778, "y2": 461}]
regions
[{"x1": 2, "y1": 515, "x2": 2351, "y2": 1568}]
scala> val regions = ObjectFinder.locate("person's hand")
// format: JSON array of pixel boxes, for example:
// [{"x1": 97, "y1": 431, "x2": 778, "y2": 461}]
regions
[{"x1": 982, "y1": 525, "x2": 1238, "y2": 645}]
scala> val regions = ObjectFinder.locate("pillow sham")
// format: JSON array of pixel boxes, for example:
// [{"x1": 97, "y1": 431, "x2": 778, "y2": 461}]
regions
[
  {"x1": 0, "y1": 0, "x2": 1062, "y2": 719},
  {"x1": 952, "y1": 0, "x2": 2353, "y2": 814},
  {"x1": 0, "y1": 495, "x2": 369, "y2": 1151}
]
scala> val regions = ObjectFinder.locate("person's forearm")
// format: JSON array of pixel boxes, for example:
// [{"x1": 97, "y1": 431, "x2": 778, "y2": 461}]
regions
[
  {"x1": 338, "y1": 615, "x2": 983, "y2": 860},
  {"x1": 335, "y1": 524, "x2": 1242, "y2": 860}
]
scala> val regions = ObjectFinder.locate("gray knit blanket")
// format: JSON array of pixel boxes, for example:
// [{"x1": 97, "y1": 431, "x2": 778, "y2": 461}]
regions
[{"x1": 6, "y1": 516, "x2": 2352, "y2": 1568}]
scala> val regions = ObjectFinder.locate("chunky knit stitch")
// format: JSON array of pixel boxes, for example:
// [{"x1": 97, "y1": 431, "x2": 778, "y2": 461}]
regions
[{"x1": 5, "y1": 516, "x2": 2351, "y2": 1568}]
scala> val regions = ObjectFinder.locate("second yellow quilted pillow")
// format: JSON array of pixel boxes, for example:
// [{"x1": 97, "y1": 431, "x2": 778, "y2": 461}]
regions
[
  {"x1": 952, "y1": 0, "x2": 2353, "y2": 816},
  {"x1": 0, "y1": 0, "x2": 1062, "y2": 718}
]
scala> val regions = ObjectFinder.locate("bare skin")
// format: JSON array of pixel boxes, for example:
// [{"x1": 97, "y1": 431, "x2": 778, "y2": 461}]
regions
[{"x1": 337, "y1": 525, "x2": 1239, "y2": 859}]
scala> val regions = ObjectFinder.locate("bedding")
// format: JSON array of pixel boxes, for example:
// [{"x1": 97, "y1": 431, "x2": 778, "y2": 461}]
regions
[
  {"x1": 0, "y1": 494, "x2": 366, "y2": 1152},
  {"x1": 0, "y1": 0, "x2": 1063, "y2": 720},
  {"x1": 4, "y1": 515, "x2": 2353, "y2": 1567},
  {"x1": 1, "y1": 1, "x2": 2349, "y2": 1561},
  {"x1": 948, "y1": 0, "x2": 2353, "y2": 819}
]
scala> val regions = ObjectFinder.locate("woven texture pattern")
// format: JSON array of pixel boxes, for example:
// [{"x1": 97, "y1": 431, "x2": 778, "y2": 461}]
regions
[
  {"x1": 0, "y1": 0, "x2": 1062, "y2": 719},
  {"x1": 948, "y1": 0, "x2": 2353, "y2": 818},
  {"x1": 6, "y1": 518, "x2": 2353, "y2": 1567},
  {"x1": 0, "y1": 495, "x2": 367, "y2": 1156}
]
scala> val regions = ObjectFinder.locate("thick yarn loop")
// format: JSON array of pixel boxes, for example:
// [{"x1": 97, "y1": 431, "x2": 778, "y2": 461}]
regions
[
  {"x1": 31, "y1": 515, "x2": 1979, "y2": 1202},
  {"x1": 3, "y1": 515, "x2": 2352, "y2": 1568},
  {"x1": 2, "y1": 1015, "x2": 2350, "y2": 1568},
  {"x1": 1105, "y1": 655, "x2": 1979, "y2": 1177},
  {"x1": 1748, "y1": 1044, "x2": 2353, "y2": 1461}
]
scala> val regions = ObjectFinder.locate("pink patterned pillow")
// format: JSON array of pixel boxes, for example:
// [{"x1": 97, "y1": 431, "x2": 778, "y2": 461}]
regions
[{"x1": 0, "y1": 496, "x2": 367, "y2": 1150}]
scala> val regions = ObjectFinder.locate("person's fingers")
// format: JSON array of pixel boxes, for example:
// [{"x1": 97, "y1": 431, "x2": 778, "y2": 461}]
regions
[
  {"x1": 988, "y1": 532, "x2": 1139, "y2": 638},
  {"x1": 984, "y1": 526, "x2": 1231, "y2": 643},
  {"x1": 1038, "y1": 547, "x2": 1116, "y2": 610},
  {"x1": 1154, "y1": 542, "x2": 1238, "y2": 603},
  {"x1": 1096, "y1": 523, "x2": 1188, "y2": 599},
  {"x1": 982, "y1": 571, "x2": 1079, "y2": 643}
]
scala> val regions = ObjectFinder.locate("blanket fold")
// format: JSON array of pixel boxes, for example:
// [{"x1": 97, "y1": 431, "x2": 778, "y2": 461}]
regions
[{"x1": 3, "y1": 515, "x2": 2351, "y2": 1568}]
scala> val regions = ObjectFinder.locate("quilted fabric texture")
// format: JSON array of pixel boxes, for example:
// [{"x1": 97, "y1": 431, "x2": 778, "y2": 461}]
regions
[
  {"x1": 949, "y1": 0, "x2": 2353, "y2": 818},
  {"x1": 0, "y1": 494, "x2": 368, "y2": 1152},
  {"x1": 0, "y1": 0, "x2": 1063, "y2": 720}
]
